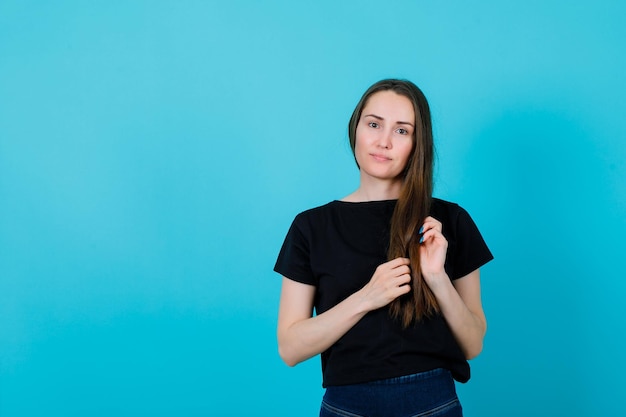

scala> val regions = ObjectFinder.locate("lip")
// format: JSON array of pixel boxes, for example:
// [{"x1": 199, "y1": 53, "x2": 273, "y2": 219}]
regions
[{"x1": 370, "y1": 153, "x2": 392, "y2": 162}]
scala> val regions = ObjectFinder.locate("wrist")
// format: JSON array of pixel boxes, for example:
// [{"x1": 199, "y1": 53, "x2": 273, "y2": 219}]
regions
[
  {"x1": 422, "y1": 271, "x2": 449, "y2": 290},
  {"x1": 351, "y1": 287, "x2": 376, "y2": 315}
]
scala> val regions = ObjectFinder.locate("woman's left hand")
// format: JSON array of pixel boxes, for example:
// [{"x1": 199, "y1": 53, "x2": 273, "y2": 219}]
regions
[
  {"x1": 419, "y1": 216, "x2": 448, "y2": 286},
  {"x1": 418, "y1": 217, "x2": 487, "y2": 360}
]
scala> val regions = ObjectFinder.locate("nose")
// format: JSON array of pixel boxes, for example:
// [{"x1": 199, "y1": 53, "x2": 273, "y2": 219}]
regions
[{"x1": 377, "y1": 129, "x2": 392, "y2": 149}]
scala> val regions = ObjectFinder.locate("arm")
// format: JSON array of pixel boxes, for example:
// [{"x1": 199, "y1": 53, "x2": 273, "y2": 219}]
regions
[
  {"x1": 419, "y1": 217, "x2": 487, "y2": 359},
  {"x1": 277, "y1": 258, "x2": 412, "y2": 367},
  {"x1": 425, "y1": 269, "x2": 486, "y2": 359}
]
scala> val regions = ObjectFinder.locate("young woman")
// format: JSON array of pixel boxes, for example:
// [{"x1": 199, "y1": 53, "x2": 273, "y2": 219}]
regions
[{"x1": 274, "y1": 79, "x2": 493, "y2": 417}]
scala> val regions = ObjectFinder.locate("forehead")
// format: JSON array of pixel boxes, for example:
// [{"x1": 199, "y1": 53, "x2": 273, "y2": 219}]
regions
[{"x1": 362, "y1": 90, "x2": 415, "y2": 122}]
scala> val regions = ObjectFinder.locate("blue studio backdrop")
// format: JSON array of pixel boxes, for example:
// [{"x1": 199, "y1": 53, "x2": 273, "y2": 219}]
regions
[{"x1": 1, "y1": 1, "x2": 625, "y2": 416}]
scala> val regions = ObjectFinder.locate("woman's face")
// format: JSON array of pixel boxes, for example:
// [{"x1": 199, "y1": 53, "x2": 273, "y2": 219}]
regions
[{"x1": 354, "y1": 90, "x2": 415, "y2": 183}]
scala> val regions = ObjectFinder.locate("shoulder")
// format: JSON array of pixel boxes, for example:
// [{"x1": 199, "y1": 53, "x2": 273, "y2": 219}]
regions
[
  {"x1": 431, "y1": 197, "x2": 467, "y2": 221},
  {"x1": 431, "y1": 198, "x2": 494, "y2": 277},
  {"x1": 430, "y1": 198, "x2": 479, "y2": 238},
  {"x1": 290, "y1": 201, "x2": 338, "y2": 230},
  {"x1": 294, "y1": 201, "x2": 337, "y2": 220}
]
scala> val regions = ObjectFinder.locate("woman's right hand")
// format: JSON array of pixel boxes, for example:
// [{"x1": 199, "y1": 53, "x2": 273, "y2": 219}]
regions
[
  {"x1": 358, "y1": 257, "x2": 412, "y2": 311},
  {"x1": 277, "y1": 258, "x2": 411, "y2": 367}
]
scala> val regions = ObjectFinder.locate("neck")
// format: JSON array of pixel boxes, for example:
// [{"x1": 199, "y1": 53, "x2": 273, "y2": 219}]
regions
[{"x1": 343, "y1": 175, "x2": 403, "y2": 202}]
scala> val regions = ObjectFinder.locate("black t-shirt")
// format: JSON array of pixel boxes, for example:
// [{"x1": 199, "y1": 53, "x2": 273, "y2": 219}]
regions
[{"x1": 274, "y1": 198, "x2": 493, "y2": 387}]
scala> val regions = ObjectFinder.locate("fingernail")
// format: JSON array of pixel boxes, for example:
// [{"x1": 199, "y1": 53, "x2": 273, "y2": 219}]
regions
[
  {"x1": 419, "y1": 236, "x2": 424, "y2": 244},
  {"x1": 419, "y1": 226, "x2": 424, "y2": 234}
]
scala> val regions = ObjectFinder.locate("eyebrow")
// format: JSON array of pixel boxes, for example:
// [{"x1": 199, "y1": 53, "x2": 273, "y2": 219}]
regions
[{"x1": 363, "y1": 113, "x2": 414, "y2": 127}]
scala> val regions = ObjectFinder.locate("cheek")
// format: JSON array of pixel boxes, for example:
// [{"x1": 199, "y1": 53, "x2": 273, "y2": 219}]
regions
[
  {"x1": 352, "y1": 138, "x2": 364, "y2": 166},
  {"x1": 354, "y1": 126, "x2": 367, "y2": 146},
  {"x1": 353, "y1": 129, "x2": 369, "y2": 155},
  {"x1": 399, "y1": 141, "x2": 414, "y2": 162}
]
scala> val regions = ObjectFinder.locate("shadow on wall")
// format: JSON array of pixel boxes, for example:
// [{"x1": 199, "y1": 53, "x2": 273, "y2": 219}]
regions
[{"x1": 461, "y1": 102, "x2": 624, "y2": 415}]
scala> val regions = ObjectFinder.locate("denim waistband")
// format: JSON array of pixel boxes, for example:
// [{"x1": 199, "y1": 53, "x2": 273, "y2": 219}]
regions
[{"x1": 321, "y1": 368, "x2": 461, "y2": 417}]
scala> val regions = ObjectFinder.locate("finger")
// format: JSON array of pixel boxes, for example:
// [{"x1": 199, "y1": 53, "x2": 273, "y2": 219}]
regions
[
  {"x1": 388, "y1": 276, "x2": 411, "y2": 297},
  {"x1": 419, "y1": 226, "x2": 436, "y2": 243},
  {"x1": 396, "y1": 272, "x2": 411, "y2": 285},
  {"x1": 392, "y1": 265, "x2": 411, "y2": 276},
  {"x1": 394, "y1": 283, "x2": 412, "y2": 296},
  {"x1": 420, "y1": 217, "x2": 442, "y2": 233},
  {"x1": 388, "y1": 257, "x2": 410, "y2": 267},
  {"x1": 394, "y1": 279, "x2": 411, "y2": 295},
  {"x1": 420, "y1": 229, "x2": 447, "y2": 245}
]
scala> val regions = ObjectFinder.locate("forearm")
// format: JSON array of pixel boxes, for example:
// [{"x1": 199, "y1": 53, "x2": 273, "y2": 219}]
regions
[
  {"x1": 278, "y1": 258, "x2": 411, "y2": 366},
  {"x1": 427, "y1": 272, "x2": 486, "y2": 359},
  {"x1": 278, "y1": 290, "x2": 371, "y2": 367}
]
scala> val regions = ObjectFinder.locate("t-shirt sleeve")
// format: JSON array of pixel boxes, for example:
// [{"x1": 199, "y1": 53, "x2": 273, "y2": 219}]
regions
[
  {"x1": 273, "y1": 214, "x2": 317, "y2": 286},
  {"x1": 450, "y1": 206, "x2": 494, "y2": 280}
]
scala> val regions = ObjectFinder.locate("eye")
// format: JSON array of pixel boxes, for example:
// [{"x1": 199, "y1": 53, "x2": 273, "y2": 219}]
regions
[
  {"x1": 368, "y1": 121, "x2": 379, "y2": 128},
  {"x1": 396, "y1": 128, "x2": 409, "y2": 135}
]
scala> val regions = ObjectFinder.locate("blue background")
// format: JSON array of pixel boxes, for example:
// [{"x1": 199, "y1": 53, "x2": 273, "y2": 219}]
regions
[{"x1": 1, "y1": 1, "x2": 625, "y2": 416}]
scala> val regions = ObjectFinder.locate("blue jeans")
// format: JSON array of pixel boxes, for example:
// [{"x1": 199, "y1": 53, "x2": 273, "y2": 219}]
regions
[{"x1": 320, "y1": 368, "x2": 463, "y2": 417}]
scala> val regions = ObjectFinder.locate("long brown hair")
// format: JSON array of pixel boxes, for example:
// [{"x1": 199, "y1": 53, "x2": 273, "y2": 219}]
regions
[{"x1": 348, "y1": 79, "x2": 439, "y2": 327}]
